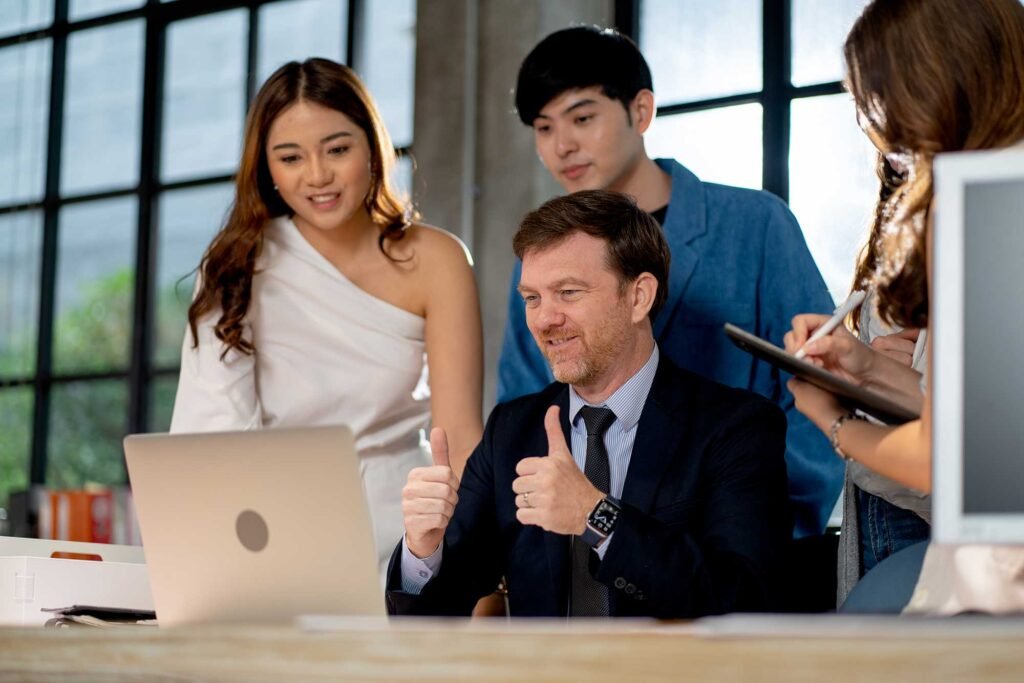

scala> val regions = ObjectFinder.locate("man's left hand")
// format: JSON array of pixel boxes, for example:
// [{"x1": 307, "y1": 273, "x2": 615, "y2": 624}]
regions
[{"x1": 512, "y1": 405, "x2": 603, "y2": 535}]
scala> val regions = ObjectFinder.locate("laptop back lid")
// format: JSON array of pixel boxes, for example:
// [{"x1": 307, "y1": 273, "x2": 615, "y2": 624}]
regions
[{"x1": 124, "y1": 425, "x2": 384, "y2": 625}]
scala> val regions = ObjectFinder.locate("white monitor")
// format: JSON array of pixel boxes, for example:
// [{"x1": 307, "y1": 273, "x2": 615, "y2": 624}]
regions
[{"x1": 933, "y1": 146, "x2": 1024, "y2": 544}]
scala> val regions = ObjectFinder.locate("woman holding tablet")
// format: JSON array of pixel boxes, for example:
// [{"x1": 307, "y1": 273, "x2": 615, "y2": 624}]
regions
[
  {"x1": 170, "y1": 59, "x2": 483, "y2": 579},
  {"x1": 784, "y1": 0, "x2": 1024, "y2": 608}
]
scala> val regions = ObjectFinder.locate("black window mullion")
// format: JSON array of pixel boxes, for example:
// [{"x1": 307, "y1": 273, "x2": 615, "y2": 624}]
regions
[
  {"x1": 30, "y1": 0, "x2": 70, "y2": 485},
  {"x1": 761, "y1": 0, "x2": 791, "y2": 201},
  {"x1": 656, "y1": 92, "x2": 763, "y2": 118},
  {"x1": 346, "y1": 0, "x2": 363, "y2": 70},
  {"x1": 615, "y1": 0, "x2": 640, "y2": 40},
  {"x1": 246, "y1": 4, "x2": 259, "y2": 104},
  {"x1": 127, "y1": 12, "x2": 167, "y2": 438}
]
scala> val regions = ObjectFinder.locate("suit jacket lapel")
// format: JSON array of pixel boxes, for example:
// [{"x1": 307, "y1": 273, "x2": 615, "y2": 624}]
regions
[
  {"x1": 543, "y1": 387, "x2": 573, "y2": 613},
  {"x1": 620, "y1": 360, "x2": 691, "y2": 513}
]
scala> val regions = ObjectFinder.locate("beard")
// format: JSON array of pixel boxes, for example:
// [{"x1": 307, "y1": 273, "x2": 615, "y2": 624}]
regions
[{"x1": 537, "y1": 316, "x2": 631, "y2": 388}]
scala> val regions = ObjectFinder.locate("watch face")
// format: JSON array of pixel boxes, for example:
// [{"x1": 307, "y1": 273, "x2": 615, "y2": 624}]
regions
[{"x1": 589, "y1": 500, "x2": 619, "y2": 534}]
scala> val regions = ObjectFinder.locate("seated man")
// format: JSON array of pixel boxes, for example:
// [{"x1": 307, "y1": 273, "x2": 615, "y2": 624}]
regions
[
  {"x1": 388, "y1": 191, "x2": 791, "y2": 618},
  {"x1": 499, "y1": 26, "x2": 840, "y2": 538}
]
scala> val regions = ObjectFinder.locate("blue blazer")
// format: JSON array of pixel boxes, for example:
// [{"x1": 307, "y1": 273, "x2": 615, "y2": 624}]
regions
[
  {"x1": 497, "y1": 159, "x2": 841, "y2": 537},
  {"x1": 387, "y1": 356, "x2": 791, "y2": 618}
]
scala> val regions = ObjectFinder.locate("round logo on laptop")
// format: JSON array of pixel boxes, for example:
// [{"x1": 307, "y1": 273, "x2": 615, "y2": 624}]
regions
[{"x1": 236, "y1": 509, "x2": 269, "y2": 552}]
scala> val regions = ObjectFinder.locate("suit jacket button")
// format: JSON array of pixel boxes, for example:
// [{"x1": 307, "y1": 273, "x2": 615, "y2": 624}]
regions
[
  {"x1": 636, "y1": 592, "x2": 645, "y2": 601},
  {"x1": 614, "y1": 577, "x2": 626, "y2": 589},
  {"x1": 625, "y1": 583, "x2": 636, "y2": 595}
]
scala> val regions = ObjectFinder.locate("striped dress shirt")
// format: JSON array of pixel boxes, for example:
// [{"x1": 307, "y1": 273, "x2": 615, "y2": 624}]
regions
[{"x1": 568, "y1": 345, "x2": 660, "y2": 558}]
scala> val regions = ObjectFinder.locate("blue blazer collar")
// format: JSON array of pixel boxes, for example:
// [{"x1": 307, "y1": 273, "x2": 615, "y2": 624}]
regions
[{"x1": 652, "y1": 158, "x2": 707, "y2": 338}]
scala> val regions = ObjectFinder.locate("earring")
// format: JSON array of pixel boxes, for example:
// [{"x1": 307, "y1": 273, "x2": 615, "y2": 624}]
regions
[{"x1": 273, "y1": 184, "x2": 279, "y2": 191}]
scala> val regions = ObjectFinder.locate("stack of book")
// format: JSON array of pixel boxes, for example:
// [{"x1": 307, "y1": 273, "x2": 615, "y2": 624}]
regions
[{"x1": 9, "y1": 486, "x2": 141, "y2": 545}]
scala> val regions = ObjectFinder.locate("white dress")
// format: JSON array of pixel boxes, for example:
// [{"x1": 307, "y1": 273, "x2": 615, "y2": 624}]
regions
[{"x1": 170, "y1": 216, "x2": 431, "y2": 580}]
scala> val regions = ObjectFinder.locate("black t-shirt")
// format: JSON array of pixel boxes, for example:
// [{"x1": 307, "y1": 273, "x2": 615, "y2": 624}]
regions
[{"x1": 650, "y1": 205, "x2": 669, "y2": 226}]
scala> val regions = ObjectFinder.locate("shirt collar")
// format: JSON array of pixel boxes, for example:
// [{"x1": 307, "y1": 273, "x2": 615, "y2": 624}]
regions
[{"x1": 568, "y1": 345, "x2": 660, "y2": 432}]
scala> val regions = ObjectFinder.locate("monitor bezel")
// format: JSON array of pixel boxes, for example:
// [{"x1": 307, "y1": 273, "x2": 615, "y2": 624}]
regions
[{"x1": 932, "y1": 146, "x2": 1024, "y2": 544}]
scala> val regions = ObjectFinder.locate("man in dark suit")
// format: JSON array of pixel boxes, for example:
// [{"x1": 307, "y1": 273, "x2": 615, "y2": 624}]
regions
[{"x1": 389, "y1": 190, "x2": 791, "y2": 618}]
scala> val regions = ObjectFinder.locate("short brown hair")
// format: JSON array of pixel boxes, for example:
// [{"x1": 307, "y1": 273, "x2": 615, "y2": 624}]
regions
[{"x1": 513, "y1": 190, "x2": 671, "y2": 319}]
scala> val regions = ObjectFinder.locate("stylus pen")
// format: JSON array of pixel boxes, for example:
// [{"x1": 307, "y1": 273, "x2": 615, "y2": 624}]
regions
[{"x1": 794, "y1": 290, "x2": 867, "y2": 360}]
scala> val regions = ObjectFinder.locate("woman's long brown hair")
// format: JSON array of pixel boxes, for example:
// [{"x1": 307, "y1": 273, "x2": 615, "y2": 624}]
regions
[
  {"x1": 187, "y1": 58, "x2": 414, "y2": 357},
  {"x1": 845, "y1": 0, "x2": 1024, "y2": 329}
]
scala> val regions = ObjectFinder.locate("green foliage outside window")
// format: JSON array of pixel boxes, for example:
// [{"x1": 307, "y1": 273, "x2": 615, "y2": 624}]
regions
[{"x1": 0, "y1": 270, "x2": 189, "y2": 507}]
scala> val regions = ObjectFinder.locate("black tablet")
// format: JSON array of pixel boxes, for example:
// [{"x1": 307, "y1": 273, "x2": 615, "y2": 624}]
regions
[{"x1": 723, "y1": 323, "x2": 919, "y2": 425}]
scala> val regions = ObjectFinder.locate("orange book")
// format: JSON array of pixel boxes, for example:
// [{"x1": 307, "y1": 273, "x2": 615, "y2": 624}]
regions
[
  {"x1": 48, "y1": 489, "x2": 114, "y2": 543},
  {"x1": 68, "y1": 491, "x2": 92, "y2": 542}
]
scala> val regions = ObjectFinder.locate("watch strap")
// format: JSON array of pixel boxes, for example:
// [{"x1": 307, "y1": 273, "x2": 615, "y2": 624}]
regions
[{"x1": 580, "y1": 525, "x2": 605, "y2": 547}]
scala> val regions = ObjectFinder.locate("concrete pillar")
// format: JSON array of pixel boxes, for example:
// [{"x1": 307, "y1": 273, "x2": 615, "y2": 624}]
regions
[{"x1": 414, "y1": 0, "x2": 614, "y2": 411}]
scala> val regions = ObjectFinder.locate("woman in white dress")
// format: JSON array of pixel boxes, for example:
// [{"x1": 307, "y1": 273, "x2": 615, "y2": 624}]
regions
[{"x1": 170, "y1": 58, "x2": 483, "y2": 578}]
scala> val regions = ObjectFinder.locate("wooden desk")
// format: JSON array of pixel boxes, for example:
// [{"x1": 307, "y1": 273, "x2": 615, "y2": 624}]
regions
[{"x1": 1, "y1": 615, "x2": 1023, "y2": 682}]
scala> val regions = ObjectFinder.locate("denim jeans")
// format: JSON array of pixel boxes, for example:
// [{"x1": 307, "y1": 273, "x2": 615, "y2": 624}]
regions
[{"x1": 857, "y1": 487, "x2": 931, "y2": 575}]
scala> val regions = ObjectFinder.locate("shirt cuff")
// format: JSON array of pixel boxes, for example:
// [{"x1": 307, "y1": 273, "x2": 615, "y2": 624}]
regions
[
  {"x1": 400, "y1": 536, "x2": 443, "y2": 594},
  {"x1": 594, "y1": 531, "x2": 615, "y2": 560}
]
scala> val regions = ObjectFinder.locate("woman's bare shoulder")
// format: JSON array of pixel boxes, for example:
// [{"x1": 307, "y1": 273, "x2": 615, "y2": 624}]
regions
[{"x1": 393, "y1": 222, "x2": 475, "y2": 269}]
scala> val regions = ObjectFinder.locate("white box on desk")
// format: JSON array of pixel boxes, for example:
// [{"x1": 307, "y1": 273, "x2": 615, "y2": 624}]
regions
[{"x1": 0, "y1": 536, "x2": 154, "y2": 626}]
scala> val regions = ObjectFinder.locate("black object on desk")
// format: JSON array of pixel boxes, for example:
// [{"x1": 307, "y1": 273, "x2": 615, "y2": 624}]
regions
[{"x1": 724, "y1": 323, "x2": 919, "y2": 425}]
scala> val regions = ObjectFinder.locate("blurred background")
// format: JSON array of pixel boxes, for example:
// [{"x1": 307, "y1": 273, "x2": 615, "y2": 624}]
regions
[{"x1": 0, "y1": 0, "x2": 878, "y2": 533}]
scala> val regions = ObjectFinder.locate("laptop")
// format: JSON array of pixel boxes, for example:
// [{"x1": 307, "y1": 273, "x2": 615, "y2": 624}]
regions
[{"x1": 123, "y1": 425, "x2": 385, "y2": 626}]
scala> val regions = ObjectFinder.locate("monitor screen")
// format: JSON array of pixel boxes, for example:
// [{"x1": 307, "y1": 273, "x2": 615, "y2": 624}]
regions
[
  {"x1": 962, "y1": 179, "x2": 1024, "y2": 514},
  {"x1": 933, "y1": 147, "x2": 1024, "y2": 543}
]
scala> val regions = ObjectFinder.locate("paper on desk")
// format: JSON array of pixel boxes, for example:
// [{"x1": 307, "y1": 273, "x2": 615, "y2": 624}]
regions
[
  {"x1": 45, "y1": 614, "x2": 159, "y2": 628},
  {"x1": 691, "y1": 613, "x2": 1024, "y2": 639}
]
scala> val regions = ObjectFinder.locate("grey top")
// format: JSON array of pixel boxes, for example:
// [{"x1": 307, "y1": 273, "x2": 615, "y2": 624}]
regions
[{"x1": 837, "y1": 289, "x2": 931, "y2": 607}]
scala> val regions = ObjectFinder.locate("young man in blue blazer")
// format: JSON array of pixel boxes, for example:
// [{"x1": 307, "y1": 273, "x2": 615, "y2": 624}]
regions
[
  {"x1": 388, "y1": 190, "x2": 790, "y2": 618},
  {"x1": 498, "y1": 26, "x2": 840, "y2": 538}
]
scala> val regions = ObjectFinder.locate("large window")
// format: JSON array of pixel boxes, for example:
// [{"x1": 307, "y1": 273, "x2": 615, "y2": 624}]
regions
[
  {"x1": 0, "y1": 0, "x2": 416, "y2": 509},
  {"x1": 625, "y1": 0, "x2": 876, "y2": 301}
]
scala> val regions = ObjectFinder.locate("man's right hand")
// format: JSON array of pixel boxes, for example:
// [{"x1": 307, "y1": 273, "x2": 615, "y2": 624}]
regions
[{"x1": 402, "y1": 427, "x2": 460, "y2": 559}]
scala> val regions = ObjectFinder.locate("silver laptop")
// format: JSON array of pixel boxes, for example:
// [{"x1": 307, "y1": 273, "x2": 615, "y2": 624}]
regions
[{"x1": 123, "y1": 425, "x2": 384, "y2": 626}]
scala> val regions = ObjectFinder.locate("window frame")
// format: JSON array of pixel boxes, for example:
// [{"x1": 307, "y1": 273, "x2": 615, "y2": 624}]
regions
[
  {"x1": 0, "y1": 0, "x2": 411, "y2": 491},
  {"x1": 615, "y1": 0, "x2": 847, "y2": 199}
]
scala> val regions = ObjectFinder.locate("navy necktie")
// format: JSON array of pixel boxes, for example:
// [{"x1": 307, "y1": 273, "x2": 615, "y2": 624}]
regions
[{"x1": 570, "y1": 406, "x2": 616, "y2": 617}]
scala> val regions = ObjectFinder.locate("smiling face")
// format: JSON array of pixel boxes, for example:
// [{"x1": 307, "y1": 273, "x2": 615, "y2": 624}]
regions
[
  {"x1": 532, "y1": 86, "x2": 650, "y2": 194},
  {"x1": 265, "y1": 100, "x2": 373, "y2": 234},
  {"x1": 518, "y1": 231, "x2": 640, "y2": 394}
]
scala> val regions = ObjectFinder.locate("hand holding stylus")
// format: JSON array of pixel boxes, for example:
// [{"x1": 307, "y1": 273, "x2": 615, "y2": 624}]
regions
[{"x1": 793, "y1": 290, "x2": 867, "y2": 359}]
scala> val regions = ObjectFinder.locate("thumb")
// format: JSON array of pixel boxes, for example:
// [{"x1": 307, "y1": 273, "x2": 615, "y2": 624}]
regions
[
  {"x1": 544, "y1": 405, "x2": 569, "y2": 458},
  {"x1": 429, "y1": 427, "x2": 450, "y2": 467}
]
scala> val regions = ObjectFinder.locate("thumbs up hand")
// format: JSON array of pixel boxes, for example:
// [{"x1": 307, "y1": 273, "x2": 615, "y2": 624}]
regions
[
  {"x1": 512, "y1": 406, "x2": 604, "y2": 535},
  {"x1": 403, "y1": 427, "x2": 460, "y2": 558}
]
